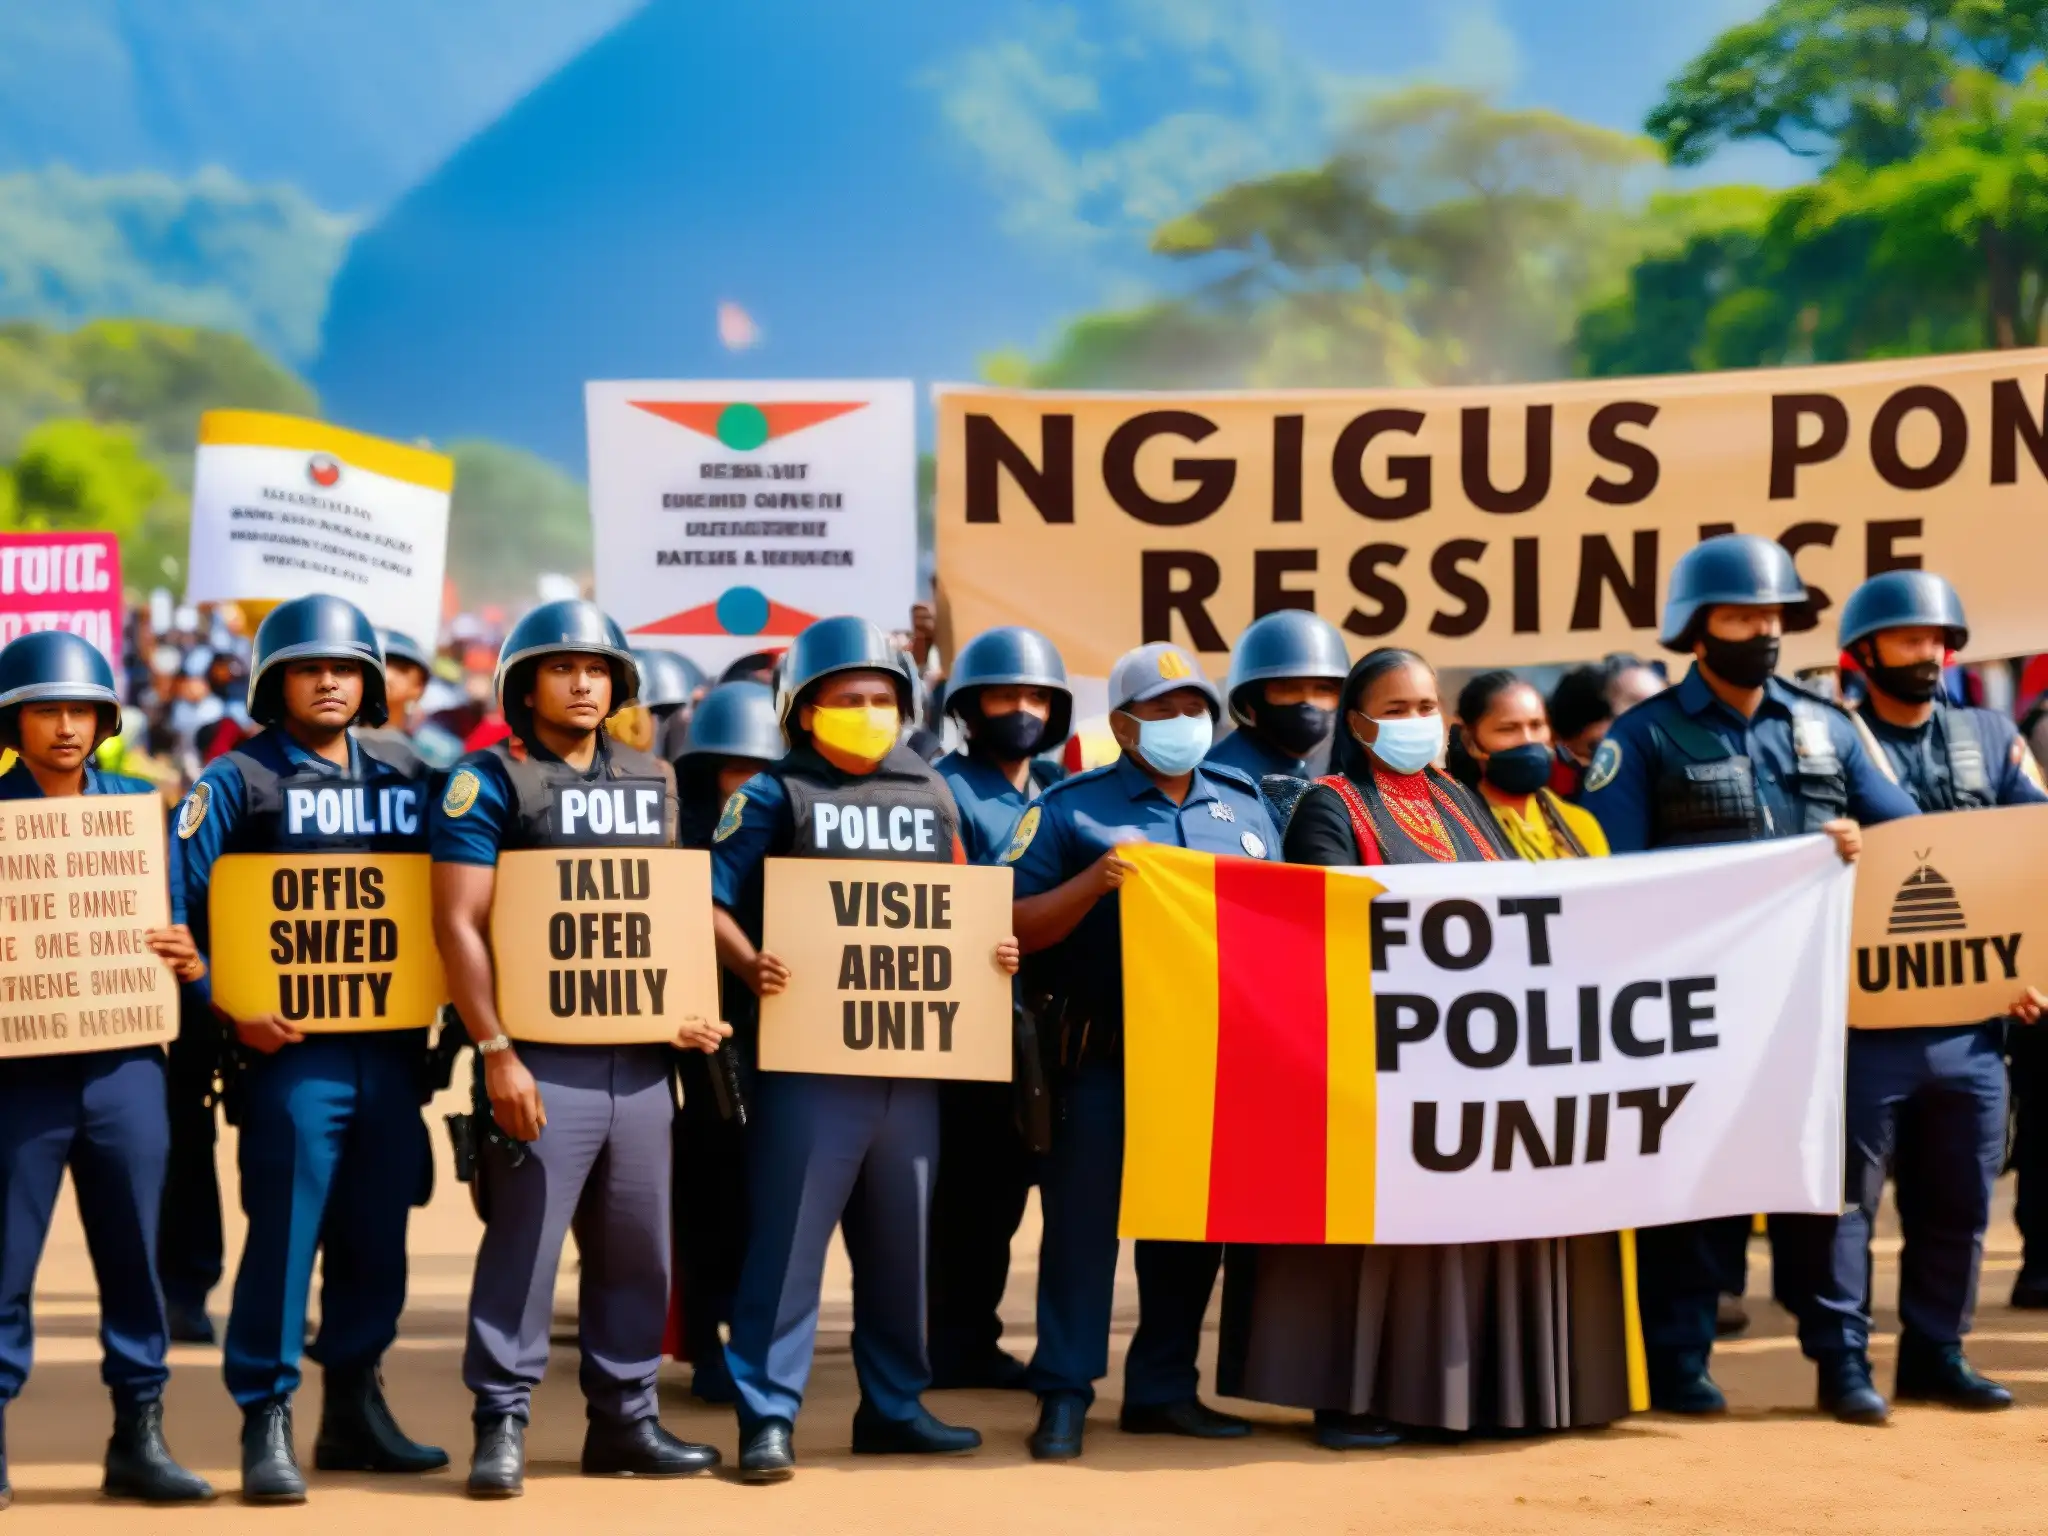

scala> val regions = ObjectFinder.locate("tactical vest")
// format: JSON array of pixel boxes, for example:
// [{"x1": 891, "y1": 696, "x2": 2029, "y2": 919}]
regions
[
  {"x1": 1649, "y1": 695, "x2": 1846, "y2": 846},
  {"x1": 1908, "y1": 707, "x2": 1994, "y2": 812},
  {"x1": 222, "y1": 731, "x2": 429, "y2": 854},
  {"x1": 774, "y1": 744, "x2": 959, "y2": 865},
  {"x1": 489, "y1": 736, "x2": 678, "y2": 851}
]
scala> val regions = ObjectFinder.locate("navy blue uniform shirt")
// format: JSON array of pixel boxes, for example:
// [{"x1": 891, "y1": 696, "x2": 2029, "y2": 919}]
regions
[
  {"x1": 1583, "y1": 665, "x2": 1918, "y2": 853},
  {"x1": 1859, "y1": 703, "x2": 2048, "y2": 811},
  {"x1": 935, "y1": 749, "x2": 1062, "y2": 866},
  {"x1": 1004, "y1": 754, "x2": 1277, "y2": 1037},
  {"x1": 1203, "y1": 725, "x2": 1323, "y2": 783},
  {"x1": 0, "y1": 760, "x2": 155, "y2": 801}
]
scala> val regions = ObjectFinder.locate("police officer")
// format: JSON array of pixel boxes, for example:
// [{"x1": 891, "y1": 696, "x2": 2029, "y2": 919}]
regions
[
  {"x1": 928, "y1": 626, "x2": 1072, "y2": 1389},
  {"x1": 428, "y1": 600, "x2": 725, "y2": 1496},
  {"x1": 711, "y1": 616, "x2": 1017, "y2": 1481},
  {"x1": 671, "y1": 680, "x2": 784, "y2": 1405},
  {"x1": 1834, "y1": 571, "x2": 2044, "y2": 1409},
  {"x1": 636, "y1": 647, "x2": 706, "y2": 763},
  {"x1": 1581, "y1": 534, "x2": 1919, "y2": 1424},
  {"x1": 169, "y1": 596, "x2": 448, "y2": 1501},
  {"x1": 0, "y1": 632, "x2": 213, "y2": 1509},
  {"x1": 1007, "y1": 641, "x2": 1277, "y2": 1460},
  {"x1": 373, "y1": 629, "x2": 433, "y2": 731},
  {"x1": 1204, "y1": 609, "x2": 1350, "y2": 784}
]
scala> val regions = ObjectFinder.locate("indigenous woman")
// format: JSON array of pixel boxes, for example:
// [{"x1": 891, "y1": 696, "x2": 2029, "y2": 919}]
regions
[
  {"x1": 1450, "y1": 670, "x2": 1610, "y2": 860},
  {"x1": 1218, "y1": 647, "x2": 1642, "y2": 1448}
]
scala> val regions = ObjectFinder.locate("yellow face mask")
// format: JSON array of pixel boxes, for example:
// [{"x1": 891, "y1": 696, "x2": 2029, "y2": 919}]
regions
[{"x1": 810, "y1": 704, "x2": 899, "y2": 770}]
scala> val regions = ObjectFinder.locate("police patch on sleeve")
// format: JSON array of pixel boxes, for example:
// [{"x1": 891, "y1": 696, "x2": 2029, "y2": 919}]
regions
[
  {"x1": 175, "y1": 781, "x2": 210, "y2": 840},
  {"x1": 442, "y1": 768, "x2": 481, "y2": 819},
  {"x1": 1000, "y1": 805, "x2": 1042, "y2": 865},
  {"x1": 1240, "y1": 830, "x2": 1267, "y2": 859},
  {"x1": 714, "y1": 791, "x2": 748, "y2": 843},
  {"x1": 1583, "y1": 737, "x2": 1622, "y2": 794}
]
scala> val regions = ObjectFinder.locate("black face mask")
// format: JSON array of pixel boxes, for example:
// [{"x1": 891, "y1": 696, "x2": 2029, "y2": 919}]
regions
[
  {"x1": 1864, "y1": 656, "x2": 1942, "y2": 705},
  {"x1": 1257, "y1": 702, "x2": 1335, "y2": 757},
  {"x1": 1700, "y1": 633, "x2": 1780, "y2": 690},
  {"x1": 972, "y1": 708, "x2": 1047, "y2": 760},
  {"x1": 1482, "y1": 741, "x2": 1554, "y2": 796}
]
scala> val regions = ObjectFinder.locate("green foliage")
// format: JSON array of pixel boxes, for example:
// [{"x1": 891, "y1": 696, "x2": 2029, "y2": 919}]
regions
[
  {"x1": 1646, "y1": 0, "x2": 2048, "y2": 169},
  {"x1": 1009, "y1": 87, "x2": 1659, "y2": 390},
  {"x1": 443, "y1": 438, "x2": 592, "y2": 606},
  {"x1": 0, "y1": 166, "x2": 355, "y2": 366},
  {"x1": 3, "y1": 418, "x2": 168, "y2": 538}
]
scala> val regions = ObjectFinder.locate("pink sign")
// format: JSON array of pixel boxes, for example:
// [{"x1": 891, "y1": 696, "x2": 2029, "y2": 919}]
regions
[{"x1": 0, "y1": 532, "x2": 123, "y2": 671}]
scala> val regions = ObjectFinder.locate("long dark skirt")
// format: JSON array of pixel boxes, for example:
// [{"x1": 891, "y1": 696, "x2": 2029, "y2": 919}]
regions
[{"x1": 1218, "y1": 1236, "x2": 1641, "y2": 1431}]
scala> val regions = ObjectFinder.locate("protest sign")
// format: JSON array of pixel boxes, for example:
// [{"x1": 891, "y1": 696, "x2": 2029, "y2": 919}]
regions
[
  {"x1": 1850, "y1": 804, "x2": 2048, "y2": 1029},
  {"x1": 1118, "y1": 837, "x2": 1851, "y2": 1245},
  {"x1": 0, "y1": 531, "x2": 122, "y2": 669},
  {"x1": 758, "y1": 859, "x2": 1013, "y2": 1081},
  {"x1": 186, "y1": 411, "x2": 452, "y2": 644},
  {"x1": 586, "y1": 379, "x2": 916, "y2": 671},
  {"x1": 0, "y1": 793, "x2": 174, "y2": 1059},
  {"x1": 490, "y1": 848, "x2": 720, "y2": 1044},
  {"x1": 937, "y1": 350, "x2": 2048, "y2": 677},
  {"x1": 207, "y1": 854, "x2": 444, "y2": 1031}
]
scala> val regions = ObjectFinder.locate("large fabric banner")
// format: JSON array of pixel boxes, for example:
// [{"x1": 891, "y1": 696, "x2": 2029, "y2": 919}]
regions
[
  {"x1": 586, "y1": 379, "x2": 916, "y2": 671},
  {"x1": 936, "y1": 350, "x2": 2048, "y2": 677},
  {"x1": 1118, "y1": 838, "x2": 1851, "y2": 1245},
  {"x1": 186, "y1": 410, "x2": 453, "y2": 645}
]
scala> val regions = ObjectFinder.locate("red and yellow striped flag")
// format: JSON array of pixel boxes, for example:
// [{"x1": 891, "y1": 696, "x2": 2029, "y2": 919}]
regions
[{"x1": 1119, "y1": 843, "x2": 1384, "y2": 1244}]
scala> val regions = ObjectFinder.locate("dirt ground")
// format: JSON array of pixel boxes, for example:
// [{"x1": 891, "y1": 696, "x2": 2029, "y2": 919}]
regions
[{"x1": 6, "y1": 1082, "x2": 2046, "y2": 1535}]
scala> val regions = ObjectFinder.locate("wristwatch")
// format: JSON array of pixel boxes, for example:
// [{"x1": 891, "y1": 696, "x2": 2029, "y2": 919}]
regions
[{"x1": 476, "y1": 1034, "x2": 515, "y2": 1056}]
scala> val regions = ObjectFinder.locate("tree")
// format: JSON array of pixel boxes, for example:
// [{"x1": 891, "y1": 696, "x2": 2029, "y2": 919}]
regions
[
  {"x1": 443, "y1": 438, "x2": 592, "y2": 606},
  {"x1": 3, "y1": 418, "x2": 168, "y2": 539},
  {"x1": 1647, "y1": 0, "x2": 2048, "y2": 169},
  {"x1": 1011, "y1": 87, "x2": 1658, "y2": 389}
]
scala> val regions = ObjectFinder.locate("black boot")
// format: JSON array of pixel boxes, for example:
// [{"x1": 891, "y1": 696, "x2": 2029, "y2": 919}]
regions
[
  {"x1": 2011, "y1": 1273, "x2": 2048, "y2": 1310},
  {"x1": 103, "y1": 1401, "x2": 214, "y2": 1503},
  {"x1": 1895, "y1": 1337, "x2": 2013, "y2": 1411},
  {"x1": 850, "y1": 1402, "x2": 982, "y2": 1455},
  {"x1": 240, "y1": 1398, "x2": 307, "y2": 1504},
  {"x1": 467, "y1": 1415, "x2": 525, "y2": 1499},
  {"x1": 1648, "y1": 1351, "x2": 1726, "y2": 1415},
  {"x1": 1117, "y1": 1399, "x2": 1252, "y2": 1438},
  {"x1": 1312, "y1": 1409, "x2": 1403, "y2": 1450},
  {"x1": 738, "y1": 1417, "x2": 795, "y2": 1483},
  {"x1": 314, "y1": 1365, "x2": 449, "y2": 1473},
  {"x1": 580, "y1": 1415, "x2": 720, "y2": 1477},
  {"x1": 1816, "y1": 1350, "x2": 1890, "y2": 1426},
  {"x1": 1027, "y1": 1394, "x2": 1086, "y2": 1461}
]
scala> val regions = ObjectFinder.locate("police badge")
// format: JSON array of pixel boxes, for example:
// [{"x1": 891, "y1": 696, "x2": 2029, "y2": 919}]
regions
[{"x1": 176, "y1": 781, "x2": 211, "y2": 840}]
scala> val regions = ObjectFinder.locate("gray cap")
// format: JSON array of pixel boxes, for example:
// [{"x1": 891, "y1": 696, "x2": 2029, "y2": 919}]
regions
[{"x1": 1108, "y1": 642, "x2": 1221, "y2": 717}]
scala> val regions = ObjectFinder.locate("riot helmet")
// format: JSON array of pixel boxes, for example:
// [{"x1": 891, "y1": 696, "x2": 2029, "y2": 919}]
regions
[
  {"x1": 634, "y1": 648, "x2": 707, "y2": 717},
  {"x1": 494, "y1": 600, "x2": 640, "y2": 741},
  {"x1": 679, "y1": 681, "x2": 784, "y2": 763},
  {"x1": 1659, "y1": 534, "x2": 1806, "y2": 651},
  {"x1": 945, "y1": 626, "x2": 1073, "y2": 749},
  {"x1": 1838, "y1": 570, "x2": 1969, "y2": 653},
  {"x1": 775, "y1": 616, "x2": 911, "y2": 737},
  {"x1": 249, "y1": 595, "x2": 387, "y2": 728},
  {"x1": 0, "y1": 630, "x2": 121, "y2": 751},
  {"x1": 1225, "y1": 609, "x2": 1349, "y2": 729},
  {"x1": 375, "y1": 628, "x2": 434, "y2": 675}
]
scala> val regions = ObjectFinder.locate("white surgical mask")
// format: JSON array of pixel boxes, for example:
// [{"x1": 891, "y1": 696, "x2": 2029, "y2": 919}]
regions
[{"x1": 1365, "y1": 713, "x2": 1443, "y2": 775}]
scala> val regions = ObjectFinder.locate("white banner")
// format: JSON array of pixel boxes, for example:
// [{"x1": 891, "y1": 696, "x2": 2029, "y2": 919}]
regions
[
  {"x1": 185, "y1": 411, "x2": 453, "y2": 644},
  {"x1": 585, "y1": 379, "x2": 916, "y2": 671},
  {"x1": 1364, "y1": 837, "x2": 1851, "y2": 1244}
]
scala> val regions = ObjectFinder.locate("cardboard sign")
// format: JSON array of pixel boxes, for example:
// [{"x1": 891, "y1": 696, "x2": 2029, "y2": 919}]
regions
[
  {"x1": 0, "y1": 793, "x2": 175, "y2": 1059},
  {"x1": 1851, "y1": 805, "x2": 2048, "y2": 1029},
  {"x1": 490, "y1": 848, "x2": 720, "y2": 1044},
  {"x1": 186, "y1": 410, "x2": 453, "y2": 646},
  {"x1": 207, "y1": 854, "x2": 446, "y2": 1031},
  {"x1": 0, "y1": 531, "x2": 123, "y2": 669},
  {"x1": 585, "y1": 379, "x2": 916, "y2": 671},
  {"x1": 758, "y1": 858, "x2": 1014, "y2": 1081}
]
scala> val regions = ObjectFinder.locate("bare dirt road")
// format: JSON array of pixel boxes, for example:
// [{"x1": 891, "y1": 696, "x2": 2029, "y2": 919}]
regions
[{"x1": 6, "y1": 1091, "x2": 2045, "y2": 1534}]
